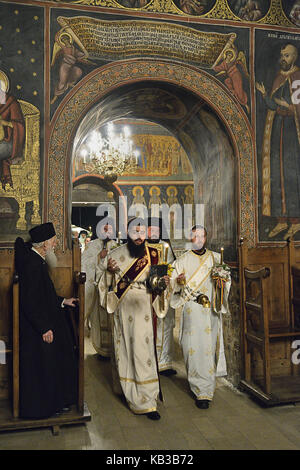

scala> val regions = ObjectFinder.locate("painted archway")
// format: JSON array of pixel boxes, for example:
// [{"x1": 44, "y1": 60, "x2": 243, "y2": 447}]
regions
[{"x1": 47, "y1": 59, "x2": 255, "y2": 250}]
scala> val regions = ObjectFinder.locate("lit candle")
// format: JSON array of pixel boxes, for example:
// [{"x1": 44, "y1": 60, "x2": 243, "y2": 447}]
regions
[
  {"x1": 134, "y1": 150, "x2": 139, "y2": 165},
  {"x1": 164, "y1": 242, "x2": 169, "y2": 263},
  {"x1": 81, "y1": 148, "x2": 87, "y2": 164},
  {"x1": 220, "y1": 247, "x2": 224, "y2": 265}
]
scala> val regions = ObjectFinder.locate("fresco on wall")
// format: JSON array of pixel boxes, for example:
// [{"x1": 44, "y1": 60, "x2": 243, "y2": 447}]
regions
[
  {"x1": 50, "y1": 29, "x2": 96, "y2": 105},
  {"x1": 255, "y1": 29, "x2": 300, "y2": 242},
  {"x1": 118, "y1": 88, "x2": 187, "y2": 121},
  {"x1": 228, "y1": 0, "x2": 270, "y2": 21},
  {"x1": 0, "y1": 3, "x2": 43, "y2": 243},
  {"x1": 39, "y1": 0, "x2": 296, "y2": 29},
  {"x1": 212, "y1": 45, "x2": 250, "y2": 113},
  {"x1": 50, "y1": 12, "x2": 251, "y2": 120},
  {"x1": 116, "y1": 0, "x2": 151, "y2": 7},
  {"x1": 282, "y1": 1, "x2": 300, "y2": 27},
  {"x1": 173, "y1": 0, "x2": 216, "y2": 16},
  {"x1": 74, "y1": 126, "x2": 193, "y2": 180},
  {"x1": 118, "y1": 182, "x2": 195, "y2": 245}
]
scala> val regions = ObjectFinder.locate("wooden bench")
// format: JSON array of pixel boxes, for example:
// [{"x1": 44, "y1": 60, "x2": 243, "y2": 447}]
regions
[
  {"x1": 239, "y1": 238, "x2": 300, "y2": 405},
  {"x1": 0, "y1": 240, "x2": 91, "y2": 434}
]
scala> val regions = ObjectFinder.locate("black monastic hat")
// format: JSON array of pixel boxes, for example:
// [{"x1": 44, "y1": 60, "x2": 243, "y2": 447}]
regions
[{"x1": 29, "y1": 222, "x2": 56, "y2": 243}]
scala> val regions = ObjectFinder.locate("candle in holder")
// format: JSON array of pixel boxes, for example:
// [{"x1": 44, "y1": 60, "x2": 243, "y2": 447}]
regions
[
  {"x1": 220, "y1": 247, "x2": 224, "y2": 265},
  {"x1": 164, "y1": 242, "x2": 169, "y2": 263}
]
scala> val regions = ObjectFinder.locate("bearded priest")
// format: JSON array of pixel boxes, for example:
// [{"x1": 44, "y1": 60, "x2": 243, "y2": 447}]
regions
[
  {"x1": 14, "y1": 222, "x2": 78, "y2": 419},
  {"x1": 98, "y1": 218, "x2": 170, "y2": 420}
]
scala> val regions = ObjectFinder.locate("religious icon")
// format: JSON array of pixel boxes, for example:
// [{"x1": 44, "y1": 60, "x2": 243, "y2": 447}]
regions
[
  {"x1": 149, "y1": 186, "x2": 162, "y2": 217},
  {"x1": 287, "y1": 0, "x2": 300, "y2": 27},
  {"x1": 115, "y1": 0, "x2": 150, "y2": 7},
  {"x1": 0, "y1": 70, "x2": 41, "y2": 239},
  {"x1": 173, "y1": 0, "x2": 216, "y2": 16},
  {"x1": 131, "y1": 186, "x2": 147, "y2": 217},
  {"x1": 50, "y1": 29, "x2": 95, "y2": 105},
  {"x1": 228, "y1": 0, "x2": 269, "y2": 21},
  {"x1": 166, "y1": 186, "x2": 179, "y2": 206},
  {"x1": 256, "y1": 41, "x2": 300, "y2": 240},
  {"x1": 0, "y1": 70, "x2": 25, "y2": 190},
  {"x1": 183, "y1": 185, "x2": 194, "y2": 205},
  {"x1": 213, "y1": 46, "x2": 250, "y2": 113}
]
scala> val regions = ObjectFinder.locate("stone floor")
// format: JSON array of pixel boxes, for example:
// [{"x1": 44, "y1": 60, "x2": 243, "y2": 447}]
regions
[{"x1": 2, "y1": 334, "x2": 300, "y2": 451}]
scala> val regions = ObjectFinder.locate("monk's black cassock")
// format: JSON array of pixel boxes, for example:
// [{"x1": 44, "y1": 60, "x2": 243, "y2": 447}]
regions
[{"x1": 14, "y1": 237, "x2": 78, "y2": 419}]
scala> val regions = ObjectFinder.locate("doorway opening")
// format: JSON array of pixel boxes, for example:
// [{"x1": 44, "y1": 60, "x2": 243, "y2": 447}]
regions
[{"x1": 71, "y1": 81, "x2": 236, "y2": 259}]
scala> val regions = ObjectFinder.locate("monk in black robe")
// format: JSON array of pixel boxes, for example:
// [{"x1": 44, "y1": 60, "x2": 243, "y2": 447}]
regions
[{"x1": 14, "y1": 222, "x2": 78, "y2": 419}]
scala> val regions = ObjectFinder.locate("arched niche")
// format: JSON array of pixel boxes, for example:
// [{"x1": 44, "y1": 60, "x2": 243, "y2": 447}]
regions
[
  {"x1": 71, "y1": 174, "x2": 124, "y2": 238},
  {"x1": 47, "y1": 59, "x2": 255, "y2": 251}
]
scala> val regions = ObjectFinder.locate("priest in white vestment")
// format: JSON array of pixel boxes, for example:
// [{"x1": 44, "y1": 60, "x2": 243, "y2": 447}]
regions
[
  {"x1": 99, "y1": 218, "x2": 170, "y2": 420},
  {"x1": 146, "y1": 217, "x2": 177, "y2": 376},
  {"x1": 170, "y1": 225, "x2": 231, "y2": 409},
  {"x1": 82, "y1": 219, "x2": 118, "y2": 356}
]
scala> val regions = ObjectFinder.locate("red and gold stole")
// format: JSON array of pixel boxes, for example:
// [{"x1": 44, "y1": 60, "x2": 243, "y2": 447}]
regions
[{"x1": 115, "y1": 245, "x2": 159, "y2": 300}]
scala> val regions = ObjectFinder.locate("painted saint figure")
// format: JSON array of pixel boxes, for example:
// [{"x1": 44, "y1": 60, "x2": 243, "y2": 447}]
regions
[
  {"x1": 256, "y1": 44, "x2": 300, "y2": 239},
  {"x1": 213, "y1": 47, "x2": 249, "y2": 113},
  {"x1": 50, "y1": 31, "x2": 93, "y2": 105},
  {"x1": 232, "y1": 0, "x2": 263, "y2": 21},
  {"x1": 0, "y1": 71, "x2": 25, "y2": 190}
]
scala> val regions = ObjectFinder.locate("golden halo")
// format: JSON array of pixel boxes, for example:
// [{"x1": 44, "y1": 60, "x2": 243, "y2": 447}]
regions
[
  {"x1": 58, "y1": 31, "x2": 73, "y2": 46},
  {"x1": 166, "y1": 185, "x2": 178, "y2": 196},
  {"x1": 223, "y1": 47, "x2": 237, "y2": 62},
  {"x1": 132, "y1": 185, "x2": 144, "y2": 196},
  {"x1": 149, "y1": 186, "x2": 161, "y2": 196},
  {"x1": 0, "y1": 70, "x2": 9, "y2": 93},
  {"x1": 184, "y1": 185, "x2": 194, "y2": 195}
]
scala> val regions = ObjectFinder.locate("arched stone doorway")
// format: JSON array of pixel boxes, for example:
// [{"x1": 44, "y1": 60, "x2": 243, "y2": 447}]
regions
[
  {"x1": 71, "y1": 175, "x2": 124, "y2": 239},
  {"x1": 47, "y1": 59, "x2": 254, "y2": 252}
]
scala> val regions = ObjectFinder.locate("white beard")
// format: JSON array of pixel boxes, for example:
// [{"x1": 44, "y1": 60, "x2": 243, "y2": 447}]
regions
[{"x1": 45, "y1": 249, "x2": 58, "y2": 269}]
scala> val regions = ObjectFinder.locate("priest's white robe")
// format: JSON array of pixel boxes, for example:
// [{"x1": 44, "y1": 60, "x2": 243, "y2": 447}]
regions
[
  {"x1": 170, "y1": 249, "x2": 231, "y2": 401},
  {"x1": 99, "y1": 243, "x2": 169, "y2": 414},
  {"x1": 146, "y1": 240, "x2": 176, "y2": 372},
  {"x1": 82, "y1": 238, "x2": 118, "y2": 356}
]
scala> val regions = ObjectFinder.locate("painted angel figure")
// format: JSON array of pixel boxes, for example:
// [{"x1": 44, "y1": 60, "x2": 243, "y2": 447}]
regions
[
  {"x1": 50, "y1": 30, "x2": 94, "y2": 105},
  {"x1": 213, "y1": 47, "x2": 250, "y2": 113}
]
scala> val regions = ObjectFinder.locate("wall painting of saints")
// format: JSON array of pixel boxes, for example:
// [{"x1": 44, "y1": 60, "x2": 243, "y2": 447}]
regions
[
  {"x1": 173, "y1": 0, "x2": 216, "y2": 16},
  {"x1": 255, "y1": 30, "x2": 300, "y2": 242},
  {"x1": 228, "y1": 0, "x2": 270, "y2": 21}
]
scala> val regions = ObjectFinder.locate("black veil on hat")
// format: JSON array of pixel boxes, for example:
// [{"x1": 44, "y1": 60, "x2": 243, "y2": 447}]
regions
[
  {"x1": 147, "y1": 217, "x2": 161, "y2": 232},
  {"x1": 29, "y1": 222, "x2": 56, "y2": 243},
  {"x1": 147, "y1": 216, "x2": 176, "y2": 259}
]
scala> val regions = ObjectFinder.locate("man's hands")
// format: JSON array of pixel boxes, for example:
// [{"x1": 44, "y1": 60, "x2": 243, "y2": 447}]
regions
[
  {"x1": 274, "y1": 97, "x2": 290, "y2": 109},
  {"x1": 63, "y1": 297, "x2": 79, "y2": 307},
  {"x1": 256, "y1": 81, "x2": 266, "y2": 95},
  {"x1": 176, "y1": 273, "x2": 186, "y2": 285},
  {"x1": 99, "y1": 248, "x2": 108, "y2": 259},
  {"x1": 43, "y1": 330, "x2": 53, "y2": 343},
  {"x1": 107, "y1": 258, "x2": 120, "y2": 273},
  {"x1": 163, "y1": 275, "x2": 170, "y2": 287}
]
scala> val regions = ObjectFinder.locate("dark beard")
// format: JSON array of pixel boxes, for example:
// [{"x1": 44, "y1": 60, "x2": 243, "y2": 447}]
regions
[
  {"x1": 127, "y1": 237, "x2": 146, "y2": 258},
  {"x1": 280, "y1": 60, "x2": 292, "y2": 71}
]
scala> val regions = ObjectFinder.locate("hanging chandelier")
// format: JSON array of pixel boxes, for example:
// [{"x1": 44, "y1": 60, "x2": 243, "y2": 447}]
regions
[{"x1": 80, "y1": 123, "x2": 139, "y2": 184}]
